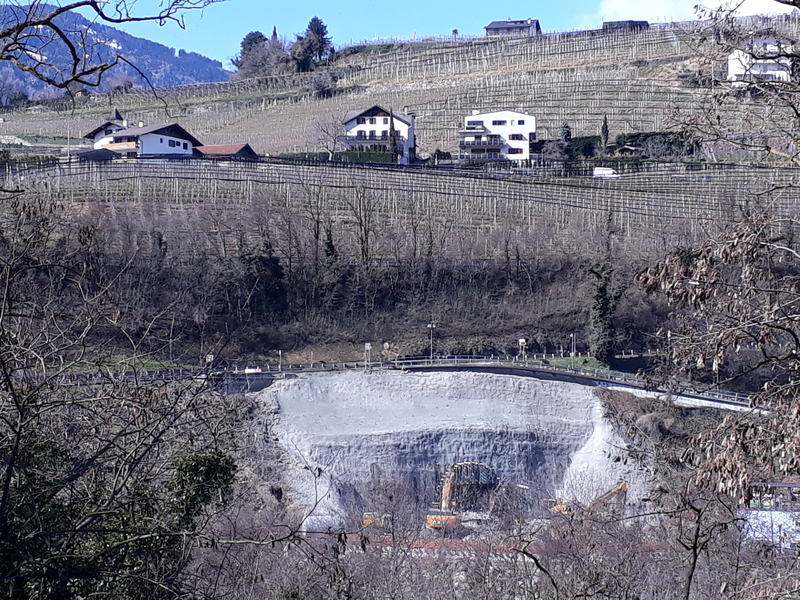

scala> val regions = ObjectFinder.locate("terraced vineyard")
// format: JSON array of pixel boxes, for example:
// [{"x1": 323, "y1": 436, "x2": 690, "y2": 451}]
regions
[
  {"x1": 11, "y1": 159, "x2": 799, "y2": 262},
  {"x1": 5, "y1": 15, "x2": 800, "y2": 157}
]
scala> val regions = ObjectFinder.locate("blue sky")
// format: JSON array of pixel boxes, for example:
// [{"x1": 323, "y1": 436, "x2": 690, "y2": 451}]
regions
[{"x1": 107, "y1": 0, "x2": 793, "y2": 69}]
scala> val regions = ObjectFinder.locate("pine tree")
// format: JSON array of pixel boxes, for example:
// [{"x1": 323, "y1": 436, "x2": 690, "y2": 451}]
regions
[{"x1": 600, "y1": 116, "x2": 609, "y2": 154}]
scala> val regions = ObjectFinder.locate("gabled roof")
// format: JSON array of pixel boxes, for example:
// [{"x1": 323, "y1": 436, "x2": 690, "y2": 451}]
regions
[
  {"x1": 484, "y1": 19, "x2": 540, "y2": 32},
  {"x1": 196, "y1": 143, "x2": 258, "y2": 157},
  {"x1": 83, "y1": 108, "x2": 126, "y2": 139},
  {"x1": 84, "y1": 120, "x2": 125, "y2": 140},
  {"x1": 110, "y1": 123, "x2": 203, "y2": 147},
  {"x1": 342, "y1": 105, "x2": 413, "y2": 126},
  {"x1": 76, "y1": 148, "x2": 121, "y2": 161}
]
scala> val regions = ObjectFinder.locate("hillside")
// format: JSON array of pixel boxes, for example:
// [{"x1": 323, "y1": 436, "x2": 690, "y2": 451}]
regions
[{"x1": 2, "y1": 15, "x2": 797, "y2": 157}]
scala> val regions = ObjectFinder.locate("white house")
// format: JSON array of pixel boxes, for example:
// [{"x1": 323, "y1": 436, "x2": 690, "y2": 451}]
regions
[
  {"x1": 484, "y1": 19, "x2": 541, "y2": 37},
  {"x1": 83, "y1": 110, "x2": 202, "y2": 158},
  {"x1": 457, "y1": 110, "x2": 536, "y2": 162},
  {"x1": 727, "y1": 34, "x2": 794, "y2": 87},
  {"x1": 340, "y1": 106, "x2": 416, "y2": 164}
]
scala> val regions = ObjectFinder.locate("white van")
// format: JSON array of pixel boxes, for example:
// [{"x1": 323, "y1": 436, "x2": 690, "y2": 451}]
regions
[{"x1": 593, "y1": 167, "x2": 620, "y2": 179}]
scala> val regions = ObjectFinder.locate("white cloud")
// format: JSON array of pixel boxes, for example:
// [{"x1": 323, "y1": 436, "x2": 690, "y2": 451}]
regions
[
  {"x1": 597, "y1": 0, "x2": 697, "y2": 22},
  {"x1": 734, "y1": 0, "x2": 796, "y2": 15}
]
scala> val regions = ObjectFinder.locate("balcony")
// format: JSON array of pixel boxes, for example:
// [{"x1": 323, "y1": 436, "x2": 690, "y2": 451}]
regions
[
  {"x1": 458, "y1": 138, "x2": 504, "y2": 148},
  {"x1": 104, "y1": 141, "x2": 138, "y2": 151},
  {"x1": 457, "y1": 152, "x2": 508, "y2": 161},
  {"x1": 459, "y1": 124, "x2": 486, "y2": 134},
  {"x1": 340, "y1": 133, "x2": 406, "y2": 143}
]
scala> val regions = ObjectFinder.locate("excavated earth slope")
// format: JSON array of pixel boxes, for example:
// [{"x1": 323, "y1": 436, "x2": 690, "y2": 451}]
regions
[{"x1": 258, "y1": 370, "x2": 652, "y2": 527}]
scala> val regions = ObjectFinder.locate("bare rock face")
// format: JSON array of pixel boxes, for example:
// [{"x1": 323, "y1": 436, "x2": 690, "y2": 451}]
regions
[{"x1": 258, "y1": 370, "x2": 647, "y2": 527}]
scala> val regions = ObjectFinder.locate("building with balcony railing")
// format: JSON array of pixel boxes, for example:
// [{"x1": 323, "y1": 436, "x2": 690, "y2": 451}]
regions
[
  {"x1": 457, "y1": 110, "x2": 535, "y2": 162},
  {"x1": 341, "y1": 105, "x2": 416, "y2": 163},
  {"x1": 727, "y1": 33, "x2": 795, "y2": 88},
  {"x1": 83, "y1": 109, "x2": 202, "y2": 158}
]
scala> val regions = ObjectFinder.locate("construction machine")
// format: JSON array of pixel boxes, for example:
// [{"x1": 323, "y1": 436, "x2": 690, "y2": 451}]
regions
[{"x1": 426, "y1": 462, "x2": 497, "y2": 529}]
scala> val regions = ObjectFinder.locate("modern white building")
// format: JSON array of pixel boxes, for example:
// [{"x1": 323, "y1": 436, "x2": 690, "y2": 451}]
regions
[
  {"x1": 727, "y1": 34, "x2": 794, "y2": 87},
  {"x1": 340, "y1": 106, "x2": 416, "y2": 163},
  {"x1": 83, "y1": 109, "x2": 202, "y2": 158},
  {"x1": 457, "y1": 110, "x2": 536, "y2": 162}
]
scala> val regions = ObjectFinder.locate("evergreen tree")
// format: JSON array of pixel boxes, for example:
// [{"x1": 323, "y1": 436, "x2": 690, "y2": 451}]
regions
[
  {"x1": 233, "y1": 31, "x2": 267, "y2": 69},
  {"x1": 292, "y1": 16, "x2": 333, "y2": 71},
  {"x1": 600, "y1": 116, "x2": 609, "y2": 153},
  {"x1": 559, "y1": 121, "x2": 572, "y2": 145},
  {"x1": 388, "y1": 109, "x2": 400, "y2": 162}
]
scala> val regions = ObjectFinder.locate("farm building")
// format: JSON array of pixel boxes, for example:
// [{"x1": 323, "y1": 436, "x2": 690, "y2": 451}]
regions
[
  {"x1": 457, "y1": 110, "x2": 536, "y2": 162},
  {"x1": 727, "y1": 32, "x2": 795, "y2": 87},
  {"x1": 84, "y1": 110, "x2": 202, "y2": 158},
  {"x1": 602, "y1": 21, "x2": 649, "y2": 33},
  {"x1": 484, "y1": 18, "x2": 541, "y2": 37},
  {"x1": 340, "y1": 106, "x2": 416, "y2": 164},
  {"x1": 195, "y1": 143, "x2": 259, "y2": 159}
]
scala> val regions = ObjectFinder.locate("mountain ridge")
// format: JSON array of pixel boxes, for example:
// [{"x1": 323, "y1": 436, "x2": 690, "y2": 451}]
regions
[{"x1": 0, "y1": 4, "x2": 230, "y2": 101}]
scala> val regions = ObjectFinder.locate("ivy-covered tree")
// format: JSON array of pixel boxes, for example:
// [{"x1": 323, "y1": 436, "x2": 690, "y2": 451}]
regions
[
  {"x1": 233, "y1": 28, "x2": 289, "y2": 77},
  {"x1": 291, "y1": 16, "x2": 333, "y2": 72}
]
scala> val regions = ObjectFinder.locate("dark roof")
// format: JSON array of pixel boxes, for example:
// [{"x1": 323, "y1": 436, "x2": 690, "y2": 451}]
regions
[
  {"x1": 76, "y1": 148, "x2": 121, "y2": 161},
  {"x1": 83, "y1": 108, "x2": 127, "y2": 139},
  {"x1": 84, "y1": 120, "x2": 125, "y2": 140},
  {"x1": 484, "y1": 19, "x2": 541, "y2": 32},
  {"x1": 602, "y1": 20, "x2": 649, "y2": 31},
  {"x1": 196, "y1": 143, "x2": 258, "y2": 157},
  {"x1": 342, "y1": 105, "x2": 413, "y2": 126},
  {"x1": 110, "y1": 123, "x2": 203, "y2": 147}
]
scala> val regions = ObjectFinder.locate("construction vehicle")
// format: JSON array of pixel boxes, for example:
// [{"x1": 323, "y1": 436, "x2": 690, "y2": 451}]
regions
[
  {"x1": 588, "y1": 481, "x2": 627, "y2": 513},
  {"x1": 546, "y1": 482, "x2": 628, "y2": 516},
  {"x1": 426, "y1": 462, "x2": 497, "y2": 529}
]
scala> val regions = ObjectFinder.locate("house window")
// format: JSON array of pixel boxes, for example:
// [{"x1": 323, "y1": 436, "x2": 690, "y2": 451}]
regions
[
  {"x1": 105, "y1": 129, "x2": 112, "y2": 135},
  {"x1": 381, "y1": 130, "x2": 388, "y2": 138},
  {"x1": 369, "y1": 130, "x2": 376, "y2": 138},
  {"x1": 467, "y1": 120, "x2": 483, "y2": 126},
  {"x1": 383, "y1": 117, "x2": 389, "y2": 124},
  {"x1": 357, "y1": 117, "x2": 366, "y2": 124},
  {"x1": 357, "y1": 131, "x2": 365, "y2": 138},
  {"x1": 509, "y1": 134, "x2": 525, "y2": 140},
  {"x1": 369, "y1": 118, "x2": 376, "y2": 124},
  {"x1": 518, "y1": 120, "x2": 525, "y2": 125},
  {"x1": 169, "y1": 140, "x2": 176, "y2": 147},
  {"x1": 183, "y1": 142, "x2": 188, "y2": 150},
  {"x1": 160, "y1": 138, "x2": 163, "y2": 143},
  {"x1": 126, "y1": 152, "x2": 136, "y2": 158},
  {"x1": 474, "y1": 135, "x2": 482, "y2": 141},
  {"x1": 127, "y1": 136, "x2": 136, "y2": 142},
  {"x1": 492, "y1": 120, "x2": 507, "y2": 125},
  {"x1": 508, "y1": 148, "x2": 523, "y2": 154}
]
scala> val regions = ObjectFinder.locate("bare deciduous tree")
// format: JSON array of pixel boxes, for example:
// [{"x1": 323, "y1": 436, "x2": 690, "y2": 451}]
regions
[{"x1": 0, "y1": 0, "x2": 224, "y2": 89}]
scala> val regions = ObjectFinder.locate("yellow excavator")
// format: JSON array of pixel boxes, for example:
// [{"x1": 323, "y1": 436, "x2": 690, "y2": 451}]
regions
[{"x1": 547, "y1": 482, "x2": 628, "y2": 515}]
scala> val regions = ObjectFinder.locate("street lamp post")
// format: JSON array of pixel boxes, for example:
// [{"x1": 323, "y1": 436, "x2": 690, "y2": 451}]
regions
[
  {"x1": 427, "y1": 323, "x2": 436, "y2": 363},
  {"x1": 570, "y1": 333, "x2": 575, "y2": 370}
]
